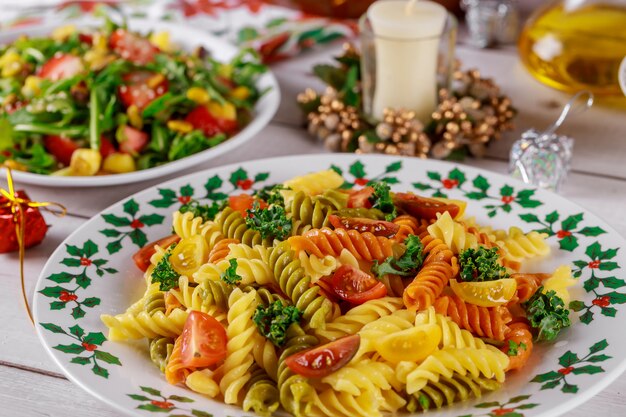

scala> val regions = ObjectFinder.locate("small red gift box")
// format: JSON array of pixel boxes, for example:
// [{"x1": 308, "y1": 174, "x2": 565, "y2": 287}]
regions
[{"x1": 0, "y1": 190, "x2": 48, "y2": 253}]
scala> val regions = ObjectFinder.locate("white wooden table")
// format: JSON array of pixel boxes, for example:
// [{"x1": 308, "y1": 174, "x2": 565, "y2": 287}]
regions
[{"x1": 1, "y1": 42, "x2": 626, "y2": 417}]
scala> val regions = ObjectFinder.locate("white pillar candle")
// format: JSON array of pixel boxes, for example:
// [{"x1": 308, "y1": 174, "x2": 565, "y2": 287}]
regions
[{"x1": 368, "y1": 0, "x2": 447, "y2": 122}]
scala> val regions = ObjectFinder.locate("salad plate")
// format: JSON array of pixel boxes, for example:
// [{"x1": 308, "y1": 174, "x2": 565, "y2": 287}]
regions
[
  {"x1": 34, "y1": 154, "x2": 626, "y2": 417},
  {"x1": 0, "y1": 18, "x2": 279, "y2": 187}
]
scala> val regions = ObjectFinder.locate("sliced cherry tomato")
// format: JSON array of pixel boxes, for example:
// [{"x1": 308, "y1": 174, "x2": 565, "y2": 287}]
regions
[
  {"x1": 328, "y1": 214, "x2": 399, "y2": 238},
  {"x1": 180, "y1": 311, "x2": 228, "y2": 368},
  {"x1": 109, "y1": 29, "x2": 158, "y2": 65},
  {"x1": 78, "y1": 33, "x2": 93, "y2": 45},
  {"x1": 375, "y1": 324, "x2": 441, "y2": 364},
  {"x1": 43, "y1": 135, "x2": 79, "y2": 166},
  {"x1": 118, "y1": 125, "x2": 149, "y2": 155},
  {"x1": 118, "y1": 71, "x2": 168, "y2": 110},
  {"x1": 99, "y1": 136, "x2": 116, "y2": 158},
  {"x1": 347, "y1": 187, "x2": 374, "y2": 209},
  {"x1": 170, "y1": 235, "x2": 209, "y2": 276},
  {"x1": 185, "y1": 105, "x2": 238, "y2": 137},
  {"x1": 285, "y1": 334, "x2": 360, "y2": 378},
  {"x1": 132, "y1": 234, "x2": 180, "y2": 272},
  {"x1": 228, "y1": 194, "x2": 267, "y2": 217},
  {"x1": 393, "y1": 192, "x2": 460, "y2": 220},
  {"x1": 450, "y1": 278, "x2": 517, "y2": 307},
  {"x1": 330, "y1": 265, "x2": 387, "y2": 305},
  {"x1": 38, "y1": 54, "x2": 83, "y2": 81}
]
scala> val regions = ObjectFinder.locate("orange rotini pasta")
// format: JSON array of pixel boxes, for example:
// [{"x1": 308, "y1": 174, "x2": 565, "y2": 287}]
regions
[
  {"x1": 287, "y1": 227, "x2": 394, "y2": 262},
  {"x1": 500, "y1": 321, "x2": 534, "y2": 371},
  {"x1": 404, "y1": 258, "x2": 458, "y2": 311},
  {"x1": 434, "y1": 294, "x2": 513, "y2": 341},
  {"x1": 208, "y1": 238, "x2": 240, "y2": 263}
]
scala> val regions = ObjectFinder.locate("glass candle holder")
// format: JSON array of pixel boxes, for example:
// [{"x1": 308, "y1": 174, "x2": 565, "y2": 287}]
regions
[{"x1": 360, "y1": 1, "x2": 457, "y2": 123}]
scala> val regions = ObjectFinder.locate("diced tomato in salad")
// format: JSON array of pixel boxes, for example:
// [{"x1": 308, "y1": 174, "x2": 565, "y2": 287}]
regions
[
  {"x1": 43, "y1": 135, "x2": 79, "y2": 166},
  {"x1": 119, "y1": 126, "x2": 149, "y2": 155},
  {"x1": 38, "y1": 54, "x2": 83, "y2": 81},
  {"x1": 118, "y1": 71, "x2": 169, "y2": 110},
  {"x1": 109, "y1": 29, "x2": 159, "y2": 65}
]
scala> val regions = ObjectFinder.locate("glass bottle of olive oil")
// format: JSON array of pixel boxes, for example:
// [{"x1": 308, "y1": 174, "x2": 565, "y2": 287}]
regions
[{"x1": 518, "y1": 0, "x2": 626, "y2": 96}]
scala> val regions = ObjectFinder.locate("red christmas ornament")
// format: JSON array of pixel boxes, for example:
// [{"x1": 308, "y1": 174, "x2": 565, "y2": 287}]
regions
[{"x1": 0, "y1": 190, "x2": 48, "y2": 253}]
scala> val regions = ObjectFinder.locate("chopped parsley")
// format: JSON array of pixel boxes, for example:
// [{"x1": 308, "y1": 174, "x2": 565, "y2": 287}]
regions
[
  {"x1": 372, "y1": 235, "x2": 424, "y2": 277},
  {"x1": 507, "y1": 340, "x2": 528, "y2": 356},
  {"x1": 151, "y1": 245, "x2": 180, "y2": 291},
  {"x1": 179, "y1": 199, "x2": 224, "y2": 222},
  {"x1": 252, "y1": 300, "x2": 301, "y2": 347},
  {"x1": 254, "y1": 184, "x2": 288, "y2": 206},
  {"x1": 459, "y1": 246, "x2": 509, "y2": 282},
  {"x1": 220, "y1": 259, "x2": 242, "y2": 285},
  {"x1": 368, "y1": 181, "x2": 397, "y2": 221},
  {"x1": 245, "y1": 201, "x2": 292, "y2": 240},
  {"x1": 524, "y1": 287, "x2": 571, "y2": 342}
]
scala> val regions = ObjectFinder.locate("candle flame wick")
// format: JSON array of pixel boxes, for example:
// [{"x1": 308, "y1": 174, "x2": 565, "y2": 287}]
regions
[{"x1": 405, "y1": 0, "x2": 419, "y2": 15}]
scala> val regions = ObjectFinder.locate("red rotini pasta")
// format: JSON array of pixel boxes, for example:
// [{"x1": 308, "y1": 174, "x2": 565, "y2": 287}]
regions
[
  {"x1": 287, "y1": 227, "x2": 394, "y2": 262},
  {"x1": 510, "y1": 273, "x2": 550, "y2": 304},
  {"x1": 434, "y1": 294, "x2": 513, "y2": 341},
  {"x1": 393, "y1": 215, "x2": 431, "y2": 242},
  {"x1": 420, "y1": 234, "x2": 456, "y2": 264},
  {"x1": 165, "y1": 335, "x2": 193, "y2": 385}
]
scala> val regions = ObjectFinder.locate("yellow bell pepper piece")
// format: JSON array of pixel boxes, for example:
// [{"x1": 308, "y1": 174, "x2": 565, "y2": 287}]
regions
[
  {"x1": 69, "y1": 149, "x2": 102, "y2": 176},
  {"x1": 22, "y1": 76, "x2": 42, "y2": 98},
  {"x1": 103, "y1": 153, "x2": 136, "y2": 174},
  {"x1": 52, "y1": 25, "x2": 77, "y2": 42},
  {"x1": 0, "y1": 50, "x2": 24, "y2": 77},
  {"x1": 186, "y1": 87, "x2": 210, "y2": 104},
  {"x1": 149, "y1": 31, "x2": 172, "y2": 52},
  {"x1": 207, "y1": 101, "x2": 237, "y2": 121},
  {"x1": 127, "y1": 105, "x2": 143, "y2": 130},
  {"x1": 230, "y1": 86, "x2": 250, "y2": 100},
  {"x1": 167, "y1": 120, "x2": 193, "y2": 134}
]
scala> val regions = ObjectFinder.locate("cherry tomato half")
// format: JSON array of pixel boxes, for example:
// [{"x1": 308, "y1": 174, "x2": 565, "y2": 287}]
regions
[
  {"x1": 450, "y1": 278, "x2": 517, "y2": 307},
  {"x1": 330, "y1": 265, "x2": 387, "y2": 305},
  {"x1": 393, "y1": 192, "x2": 460, "y2": 220},
  {"x1": 347, "y1": 187, "x2": 374, "y2": 209},
  {"x1": 43, "y1": 135, "x2": 79, "y2": 166},
  {"x1": 132, "y1": 234, "x2": 180, "y2": 272},
  {"x1": 38, "y1": 54, "x2": 83, "y2": 81},
  {"x1": 170, "y1": 235, "x2": 209, "y2": 276},
  {"x1": 328, "y1": 214, "x2": 399, "y2": 238},
  {"x1": 375, "y1": 324, "x2": 441, "y2": 364},
  {"x1": 180, "y1": 311, "x2": 228, "y2": 368},
  {"x1": 228, "y1": 194, "x2": 267, "y2": 217},
  {"x1": 109, "y1": 29, "x2": 159, "y2": 65},
  {"x1": 118, "y1": 71, "x2": 168, "y2": 110},
  {"x1": 285, "y1": 334, "x2": 360, "y2": 378}
]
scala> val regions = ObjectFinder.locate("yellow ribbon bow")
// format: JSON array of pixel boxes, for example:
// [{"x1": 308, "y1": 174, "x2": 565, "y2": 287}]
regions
[{"x1": 1, "y1": 168, "x2": 67, "y2": 324}]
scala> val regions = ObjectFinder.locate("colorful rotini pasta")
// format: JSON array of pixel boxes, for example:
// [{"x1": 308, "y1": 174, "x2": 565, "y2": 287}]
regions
[{"x1": 104, "y1": 170, "x2": 573, "y2": 416}]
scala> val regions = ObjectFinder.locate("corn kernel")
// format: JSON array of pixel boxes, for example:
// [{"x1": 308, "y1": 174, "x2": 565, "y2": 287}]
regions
[
  {"x1": 52, "y1": 25, "x2": 77, "y2": 42},
  {"x1": 147, "y1": 74, "x2": 165, "y2": 89},
  {"x1": 22, "y1": 75, "x2": 42, "y2": 97},
  {"x1": 217, "y1": 64, "x2": 233, "y2": 79},
  {"x1": 207, "y1": 101, "x2": 237, "y2": 121},
  {"x1": 103, "y1": 153, "x2": 136, "y2": 174},
  {"x1": 167, "y1": 120, "x2": 193, "y2": 134},
  {"x1": 127, "y1": 105, "x2": 143, "y2": 130},
  {"x1": 70, "y1": 148, "x2": 101, "y2": 176},
  {"x1": 186, "y1": 87, "x2": 210, "y2": 104},
  {"x1": 149, "y1": 31, "x2": 172, "y2": 52},
  {"x1": 2, "y1": 160, "x2": 27, "y2": 171},
  {"x1": 230, "y1": 86, "x2": 250, "y2": 100}
]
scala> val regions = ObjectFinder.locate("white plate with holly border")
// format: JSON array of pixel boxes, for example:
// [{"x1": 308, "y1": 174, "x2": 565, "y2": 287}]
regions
[
  {"x1": 34, "y1": 154, "x2": 626, "y2": 417},
  {"x1": 0, "y1": 18, "x2": 280, "y2": 187}
]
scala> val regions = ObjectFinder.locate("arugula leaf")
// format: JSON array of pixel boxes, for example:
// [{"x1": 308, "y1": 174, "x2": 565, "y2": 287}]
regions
[
  {"x1": 524, "y1": 287, "x2": 571, "y2": 342},
  {"x1": 459, "y1": 246, "x2": 508, "y2": 282},
  {"x1": 179, "y1": 200, "x2": 224, "y2": 222},
  {"x1": 0, "y1": 118, "x2": 14, "y2": 150},
  {"x1": 507, "y1": 340, "x2": 527, "y2": 356},
  {"x1": 252, "y1": 300, "x2": 301, "y2": 347},
  {"x1": 14, "y1": 143, "x2": 56, "y2": 174},
  {"x1": 372, "y1": 235, "x2": 423, "y2": 277},
  {"x1": 151, "y1": 246, "x2": 180, "y2": 291},
  {"x1": 245, "y1": 201, "x2": 292, "y2": 241},
  {"x1": 168, "y1": 130, "x2": 226, "y2": 161},
  {"x1": 220, "y1": 259, "x2": 242, "y2": 285},
  {"x1": 369, "y1": 181, "x2": 397, "y2": 221}
]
